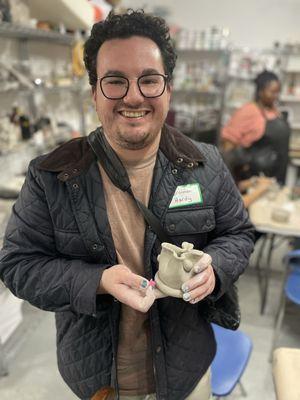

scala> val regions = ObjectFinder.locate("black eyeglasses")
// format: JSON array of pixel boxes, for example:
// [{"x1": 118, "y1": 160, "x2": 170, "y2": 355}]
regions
[{"x1": 98, "y1": 73, "x2": 168, "y2": 100}]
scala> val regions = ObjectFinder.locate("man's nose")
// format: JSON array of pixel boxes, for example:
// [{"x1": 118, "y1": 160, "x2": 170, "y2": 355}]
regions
[{"x1": 123, "y1": 81, "x2": 144, "y2": 105}]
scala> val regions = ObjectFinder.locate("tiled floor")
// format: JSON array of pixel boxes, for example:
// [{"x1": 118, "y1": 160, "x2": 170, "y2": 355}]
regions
[{"x1": 0, "y1": 202, "x2": 299, "y2": 399}]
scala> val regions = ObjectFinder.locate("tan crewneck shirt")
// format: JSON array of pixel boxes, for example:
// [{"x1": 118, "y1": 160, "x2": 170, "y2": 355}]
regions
[{"x1": 99, "y1": 136, "x2": 160, "y2": 395}]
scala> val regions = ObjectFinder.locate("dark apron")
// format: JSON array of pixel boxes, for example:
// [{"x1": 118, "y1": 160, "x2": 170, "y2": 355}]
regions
[
  {"x1": 249, "y1": 110, "x2": 291, "y2": 184},
  {"x1": 224, "y1": 109, "x2": 291, "y2": 185}
]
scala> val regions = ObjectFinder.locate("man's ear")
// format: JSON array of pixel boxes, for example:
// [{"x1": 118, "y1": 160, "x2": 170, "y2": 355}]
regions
[
  {"x1": 167, "y1": 81, "x2": 173, "y2": 93},
  {"x1": 166, "y1": 82, "x2": 172, "y2": 102}
]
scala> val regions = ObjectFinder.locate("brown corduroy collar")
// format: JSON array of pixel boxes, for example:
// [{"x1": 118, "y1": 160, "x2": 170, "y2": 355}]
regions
[{"x1": 38, "y1": 124, "x2": 206, "y2": 182}]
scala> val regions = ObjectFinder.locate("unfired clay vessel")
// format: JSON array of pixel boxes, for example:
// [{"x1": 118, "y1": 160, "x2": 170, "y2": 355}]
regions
[{"x1": 155, "y1": 242, "x2": 203, "y2": 298}]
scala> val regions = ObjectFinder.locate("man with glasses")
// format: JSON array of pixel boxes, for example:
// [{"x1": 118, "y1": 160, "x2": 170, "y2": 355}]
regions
[{"x1": 0, "y1": 10, "x2": 254, "y2": 400}]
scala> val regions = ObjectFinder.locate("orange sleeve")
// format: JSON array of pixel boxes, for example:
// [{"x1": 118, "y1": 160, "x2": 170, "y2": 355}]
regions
[{"x1": 221, "y1": 103, "x2": 266, "y2": 147}]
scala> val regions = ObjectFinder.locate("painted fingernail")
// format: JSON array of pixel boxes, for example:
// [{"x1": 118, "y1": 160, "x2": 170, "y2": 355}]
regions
[
  {"x1": 183, "y1": 293, "x2": 191, "y2": 301},
  {"x1": 182, "y1": 284, "x2": 189, "y2": 293},
  {"x1": 149, "y1": 279, "x2": 156, "y2": 287},
  {"x1": 140, "y1": 279, "x2": 148, "y2": 289},
  {"x1": 190, "y1": 298, "x2": 197, "y2": 304}
]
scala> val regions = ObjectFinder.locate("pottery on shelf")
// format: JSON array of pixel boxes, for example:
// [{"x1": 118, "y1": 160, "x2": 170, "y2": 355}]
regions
[{"x1": 155, "y1": 241, "x2": 203, "y2": 298}]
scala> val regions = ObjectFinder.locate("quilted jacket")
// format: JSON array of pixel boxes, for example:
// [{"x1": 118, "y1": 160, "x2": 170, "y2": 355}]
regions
[{"x1": 0, "y1": 124, "x2": 254, "y2": 400}]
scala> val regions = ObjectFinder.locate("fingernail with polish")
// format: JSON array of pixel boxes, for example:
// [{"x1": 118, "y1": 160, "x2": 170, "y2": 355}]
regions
[
  {"x1": 182, "y1": 284, "x2": 189, "y2": 293},
  {"x1": 140, "y1": 279, "x2": 148, "y2": 289},
  {"x1": 183, "y1": 293, "x2": 191, "y2": 301}
]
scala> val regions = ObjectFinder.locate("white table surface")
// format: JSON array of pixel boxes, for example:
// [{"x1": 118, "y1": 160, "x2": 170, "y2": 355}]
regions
[{"x1": 249, "y1": 186, "x2": 300, "y2": 237}]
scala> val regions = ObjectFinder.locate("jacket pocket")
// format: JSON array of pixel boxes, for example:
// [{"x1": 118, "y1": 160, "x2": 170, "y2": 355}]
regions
[
  {"x1": 163, "y1": 206, "x2": 215, "y2": 249},
  {"x1": 164, "y1": 206, "x2": 215, "y2": 235}
]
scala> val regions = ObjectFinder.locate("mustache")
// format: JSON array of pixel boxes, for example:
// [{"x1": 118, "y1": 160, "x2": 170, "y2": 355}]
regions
[{"x1": 114, "y1": 103, "x2": 151, "y2": 112}]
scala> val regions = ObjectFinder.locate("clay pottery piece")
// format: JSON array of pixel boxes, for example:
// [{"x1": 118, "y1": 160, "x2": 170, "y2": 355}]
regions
[
  {"x1": 155, "y1": 241, "x2": 203, "y2": 298},
  {"x1": 271, "y1": 208, "x2": 290, "y2": 223}
]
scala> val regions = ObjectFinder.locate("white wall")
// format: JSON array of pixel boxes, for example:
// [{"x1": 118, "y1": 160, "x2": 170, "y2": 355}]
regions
[{"x1": 122, "y1": 0, "x2": 300, "y2": 49}]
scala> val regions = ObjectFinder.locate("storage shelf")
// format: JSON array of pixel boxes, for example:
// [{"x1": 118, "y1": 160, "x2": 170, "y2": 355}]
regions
[
  {"x1": 0, "y1": 83, "x2": 88, "y2": 95},
  {"x1": 280, "y1": 95, "x2": 300, "y2": 103},
  {"x1": 228, "y1": 74, "x2": 254, "y2": 81},
  {"x1": 28, "y1": 0, "x2": 94, "y2": 30},
  {"x1": 176, "y1": 48, "x2": 228, "y2": 56},
  {"x1": 0, "y1": 22, "x2": 74, "y2": 45},
  {"x1": 173, "y1": 88, "x2": 221, "y2": 96},
  {"x1": 226, "y1": 102, "x2": 245, "y2": 109}
]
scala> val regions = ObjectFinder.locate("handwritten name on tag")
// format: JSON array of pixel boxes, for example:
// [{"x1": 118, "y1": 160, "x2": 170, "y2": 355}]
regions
[{"x1": 169, "y1": 184, "x2": 203, "y2": 208}]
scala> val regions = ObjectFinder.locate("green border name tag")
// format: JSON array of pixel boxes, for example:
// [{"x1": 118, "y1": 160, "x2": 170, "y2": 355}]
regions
[{"x1": 169, "y1": 183, "x2": 203, "y2": 209}]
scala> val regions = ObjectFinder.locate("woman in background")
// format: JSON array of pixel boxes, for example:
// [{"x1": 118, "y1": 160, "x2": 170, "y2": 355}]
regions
[{"x1": 221, "y1": 70, "x2": 291, "y2": 185}]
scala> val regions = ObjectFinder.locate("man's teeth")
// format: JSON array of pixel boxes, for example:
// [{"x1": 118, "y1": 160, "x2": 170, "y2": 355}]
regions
[{"x1": 121, "y1": 111, "x2": 147, "y2": 118}]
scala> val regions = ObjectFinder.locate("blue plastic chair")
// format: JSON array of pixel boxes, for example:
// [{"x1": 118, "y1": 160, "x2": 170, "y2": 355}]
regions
[
  {"x1": 271, "y1": 249, "x2": 300, "y2": 354},
  {"x1": 211, "y1": 324, "x2": 253, "y2": 399}
]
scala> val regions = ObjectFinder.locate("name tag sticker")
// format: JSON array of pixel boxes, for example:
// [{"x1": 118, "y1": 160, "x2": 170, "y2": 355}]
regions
[{"x1": 169, "y1": 184, "x2": 203, "y2": 208}]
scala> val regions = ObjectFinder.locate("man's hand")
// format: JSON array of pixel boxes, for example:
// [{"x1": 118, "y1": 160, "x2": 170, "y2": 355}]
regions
[
  {"x1": 181, "y1": 253, "x2": 215, "y2": 304},
  {"x1": 99, "y1": 264, "x2": 155, "y2": 312}
]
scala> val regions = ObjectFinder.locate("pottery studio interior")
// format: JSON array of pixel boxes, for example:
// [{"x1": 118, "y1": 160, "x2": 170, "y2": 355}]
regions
[{"x1": 0, "y1": 1, "x2": 300, "y2": 400}]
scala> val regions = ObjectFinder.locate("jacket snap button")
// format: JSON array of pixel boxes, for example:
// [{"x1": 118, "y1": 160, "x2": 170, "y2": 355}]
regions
[
  {"x1": 92, "y1": 244, "x2": 98, "y2": 250},
  {"x1": 63, "y1": 173, "x2": 69, "y2": 178},
  {"x1": 73, "y1": 183, "x2": 79, "y2": 189},
  {"x1": 169, "y1": 224, "x2": 176, "y2": 232},
  {"x1": 187, "y1": 162, "x2": 194, "y2": 168},
  {"x1": 177, "y1": 157, "x2": 183, "y2": 163},
  {"x1": 72, "y1": 168, "x2": 78, "y2": 173},
  {"x1": 156, "y1": 346, "x2": 162, "y2": 354},
  {"x1": 171, "y1": 168, "x2": 178, "y2": 175}
]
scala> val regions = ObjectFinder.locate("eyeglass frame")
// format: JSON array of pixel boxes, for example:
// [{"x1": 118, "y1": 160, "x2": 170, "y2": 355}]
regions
[{"x1": 97, "y1": 73, "x2": 169, "y2": 100}]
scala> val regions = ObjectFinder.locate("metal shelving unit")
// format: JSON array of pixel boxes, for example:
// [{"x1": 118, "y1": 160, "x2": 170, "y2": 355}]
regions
[
  {"x1": 0, "y1": 22, "x2": 74, "y2": 45},
  {"x1": 0, "y1": 23, "x2": 88, "y2": 135},
  {"x1": 172, "y1": 88, "x2": 221, "y2": 96},
  {"x1": 174, "y1": 48, "x2": 229, "y2": 59},
  {"x1": 171, "y1": 47, "x2": 230, "y2": 145},
  {"x1": 280, "y1": 51, "x2": 300, "y2": 186}
]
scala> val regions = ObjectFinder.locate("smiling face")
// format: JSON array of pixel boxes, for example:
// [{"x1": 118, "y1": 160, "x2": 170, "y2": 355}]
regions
[{"x1": 93, "y1": 36, "x2": 171, "y2": 151}]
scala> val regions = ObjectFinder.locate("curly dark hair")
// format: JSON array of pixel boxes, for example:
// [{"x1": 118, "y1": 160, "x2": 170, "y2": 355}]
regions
[{"x1": 84, "y1": 9, "x2": 177, "y2": 88}]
